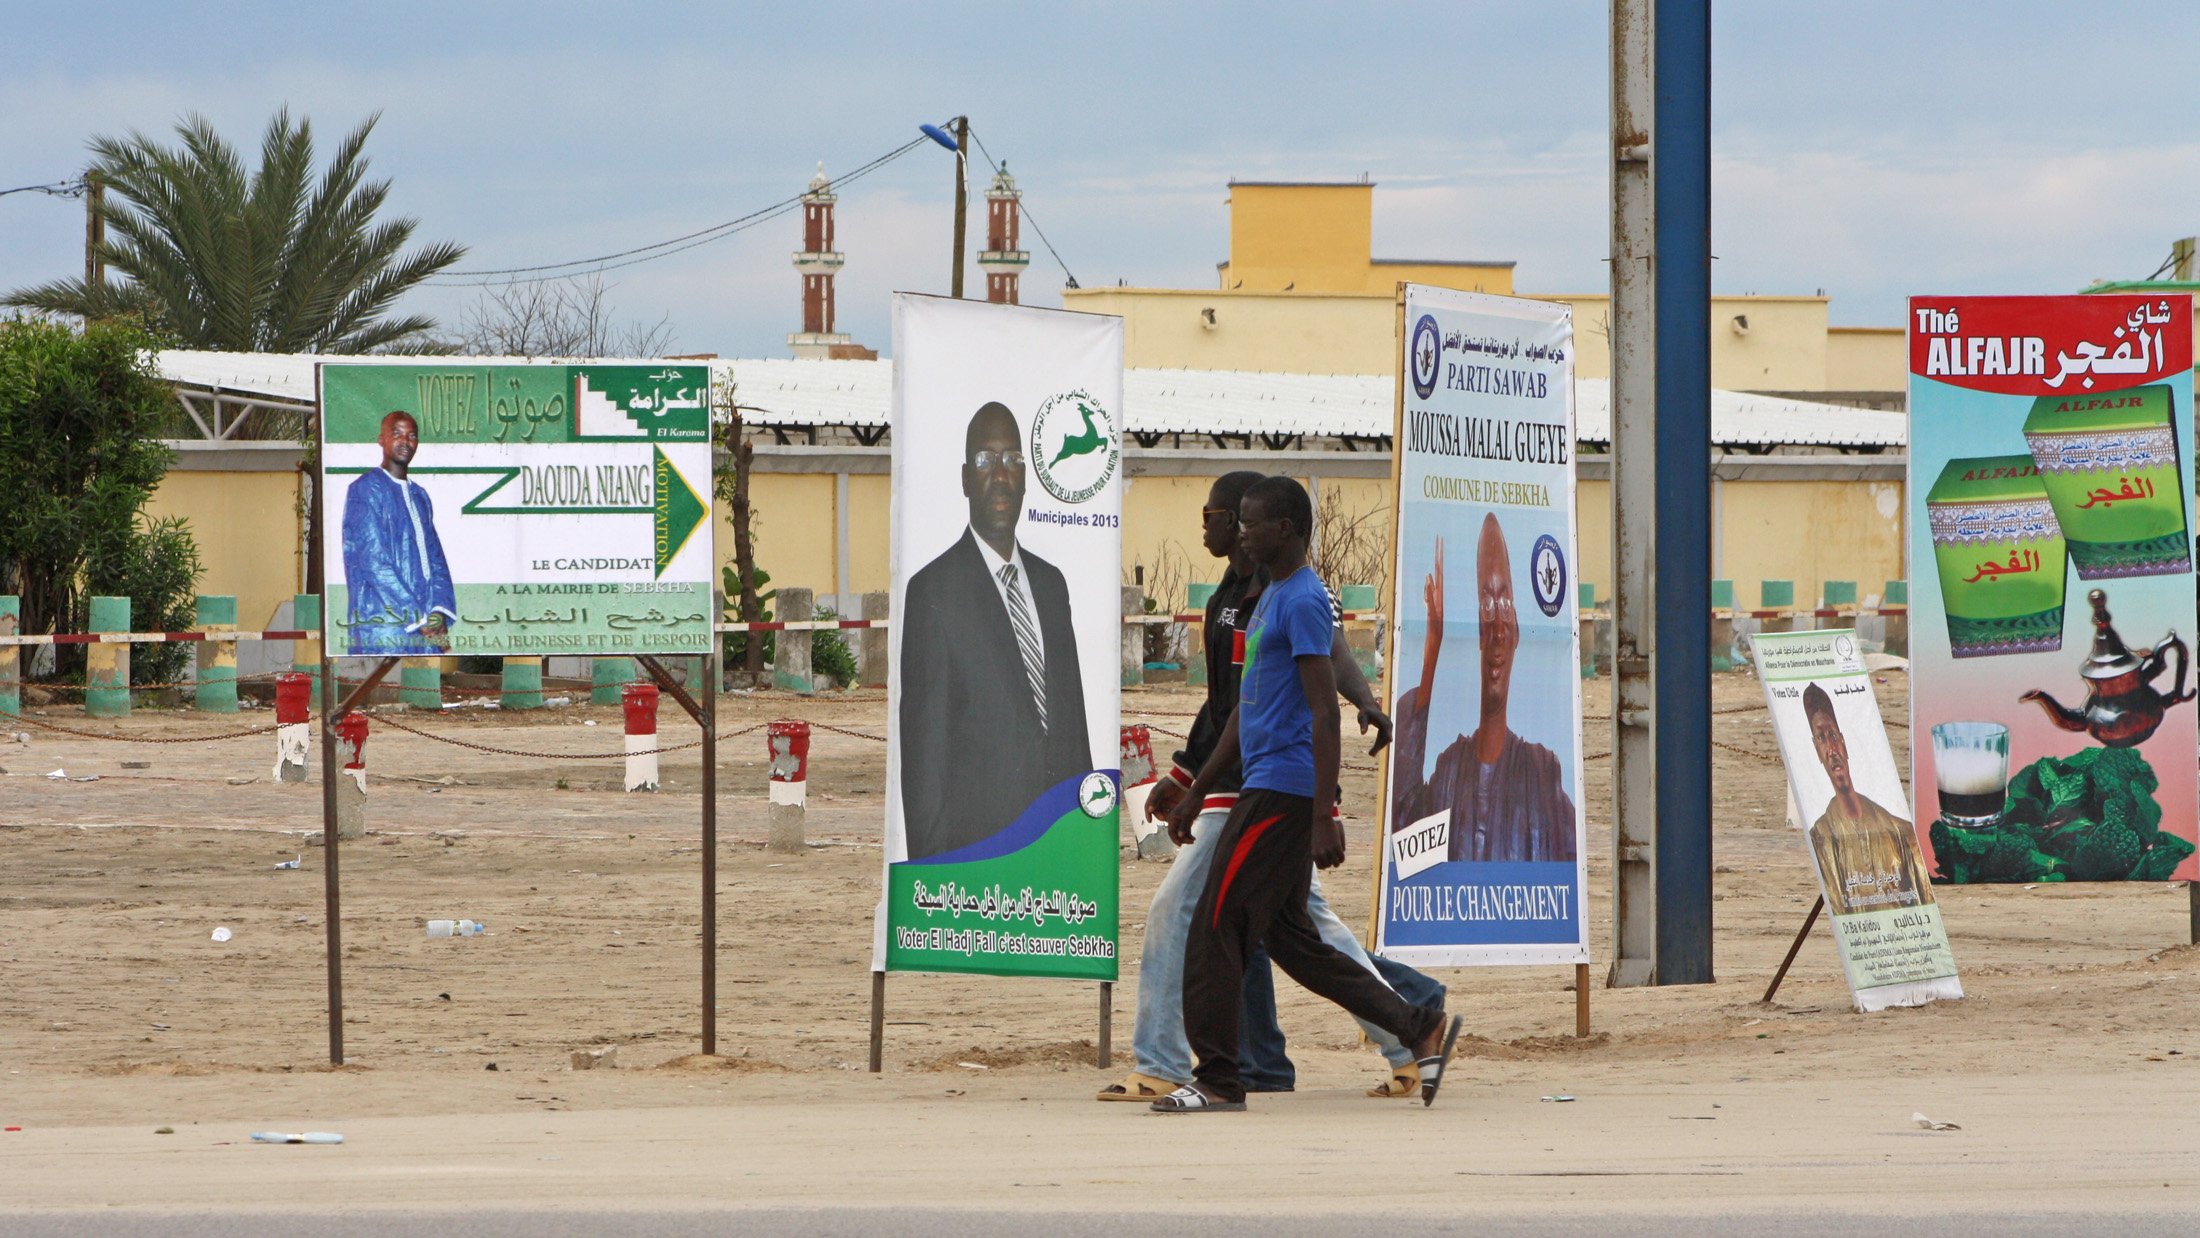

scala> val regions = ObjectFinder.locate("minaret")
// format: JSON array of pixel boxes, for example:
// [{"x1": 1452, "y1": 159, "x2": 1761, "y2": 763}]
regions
[
  {"x1": 978, "y1": 163, "x2": 1031, "y2": 305},
  {"x1": 789, "y1": 164, "x2": 851, "y2": 358}
]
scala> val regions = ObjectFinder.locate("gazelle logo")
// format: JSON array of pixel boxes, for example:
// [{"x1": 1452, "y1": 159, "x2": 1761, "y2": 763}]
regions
[{"x1": 1030, "y1": 389, "x2": 1118, "y2": 504}]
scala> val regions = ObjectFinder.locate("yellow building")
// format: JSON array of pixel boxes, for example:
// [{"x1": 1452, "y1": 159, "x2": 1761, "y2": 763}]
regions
[
  {"x1": 1216, "y1": 180, "x2": 1515, "y2": 296},
  {"x1": 1068, "y1": 180, "x2": 1907, "y2": 406}
]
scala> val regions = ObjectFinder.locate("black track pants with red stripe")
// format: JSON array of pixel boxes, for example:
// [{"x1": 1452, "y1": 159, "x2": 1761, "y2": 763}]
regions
[{"x1": 1182, "y1": 788, "x2": 1445, "y2": 1103}]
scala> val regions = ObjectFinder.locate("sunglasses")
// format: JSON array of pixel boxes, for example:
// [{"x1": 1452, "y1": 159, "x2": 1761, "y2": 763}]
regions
[{"x1": 1200, "y1": 506, "x2": 1238, "y2": 524}]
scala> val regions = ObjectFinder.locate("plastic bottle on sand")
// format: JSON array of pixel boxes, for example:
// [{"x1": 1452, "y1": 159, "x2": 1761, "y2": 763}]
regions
[{"x1": 425, "y1": 919, "x2": 487, "y2": 938}]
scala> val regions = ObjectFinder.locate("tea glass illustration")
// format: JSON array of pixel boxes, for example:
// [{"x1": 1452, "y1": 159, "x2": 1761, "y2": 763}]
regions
[{"x1": 1930, "y1": 721, "x2": 2010, "y2": 826}]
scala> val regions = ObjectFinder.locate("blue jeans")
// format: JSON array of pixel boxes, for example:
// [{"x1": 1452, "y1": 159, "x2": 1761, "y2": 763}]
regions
[{"x1": 1134, "y1": 806, "x2": 1435, "y2": 1085}]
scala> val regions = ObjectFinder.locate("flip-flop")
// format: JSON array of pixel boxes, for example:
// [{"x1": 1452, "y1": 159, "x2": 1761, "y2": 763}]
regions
[
  {"x1": 1096, "y1": 1071, "x2": 1182, "y2": 1102},
  {"x1": 1150, "y1": 1085, "x2": 1246, "y2": 1114},
  {"x1": 1366, "y1": 1066, "x2": 1418, "y2": 1098},
  {"x1": 1418, "y1": 1014, "x2": 1466, "y2": 1108}
]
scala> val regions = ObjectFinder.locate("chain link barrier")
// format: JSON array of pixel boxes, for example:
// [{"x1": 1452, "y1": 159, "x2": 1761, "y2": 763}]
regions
[{"x1": 6, "y1": 710, "x2": 293, "y2": 743}]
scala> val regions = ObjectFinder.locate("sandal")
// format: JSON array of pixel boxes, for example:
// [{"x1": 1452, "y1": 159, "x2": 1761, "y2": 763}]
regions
[
  {"x1": 1096, "y1": 1071, "x2": 1183, "y2": 1103},
  {"x1": 1418, "y1": 1014, "x2": 1465, "y2": 1108},
  {"x1": 1366, "y1": 1066, "x2": 1419, "y2": 1099},
  {"x1": 1150, "y1": 1085, "x2": 1246, "y2": 1114}
]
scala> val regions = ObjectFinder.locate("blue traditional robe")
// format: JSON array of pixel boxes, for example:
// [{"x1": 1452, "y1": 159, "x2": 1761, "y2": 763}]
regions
[{"x1": 341, "y1": 467, "x2": 457, "y2": 655}]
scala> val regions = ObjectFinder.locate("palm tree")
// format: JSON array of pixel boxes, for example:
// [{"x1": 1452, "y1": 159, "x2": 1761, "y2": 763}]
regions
[{"x1": 6, "y1": 109, "x2": 464, "y2": 353}]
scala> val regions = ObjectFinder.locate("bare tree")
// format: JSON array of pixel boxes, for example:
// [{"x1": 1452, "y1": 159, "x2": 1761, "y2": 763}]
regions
[
  {"x1": 1310, "y1": 484, "x2": 1391, "y2": 602},
  {"x1": 454, "y1": 272, "x2": 676, "y2": 357}
]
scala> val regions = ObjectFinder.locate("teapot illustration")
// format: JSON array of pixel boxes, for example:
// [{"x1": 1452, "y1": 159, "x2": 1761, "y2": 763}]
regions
[{"x1": 2021, "y1": 588, "x2": 2193, "y2": 747}]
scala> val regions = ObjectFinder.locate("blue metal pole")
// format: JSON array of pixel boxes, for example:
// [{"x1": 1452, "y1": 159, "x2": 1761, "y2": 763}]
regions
[{"x1": 1652, "y1": 0, "x2": 1714, "y2": 983}]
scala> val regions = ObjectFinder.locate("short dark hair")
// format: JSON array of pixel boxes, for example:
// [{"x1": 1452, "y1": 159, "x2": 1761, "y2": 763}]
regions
[
  {"x1": 1801, "y1": 681, "x2": 1837, "y2": 727},
  {"x1": 965, "y1": 401, "x2": 1018, "y2": 458},
  {"x1": 1244, "y1": 475, "x2": 1313, "y2": 542},
  {"x1": 1209, "y1": 470, "x2": 1264, "y2": 513}
]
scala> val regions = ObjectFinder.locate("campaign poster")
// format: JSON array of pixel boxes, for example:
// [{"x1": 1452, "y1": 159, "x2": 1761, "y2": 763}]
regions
[
  {"x1": 1908, "y1": 295, "x2": 2199, "y2": 886},
  {"x1": 1375, "y1": 286, "x2": 1588, "y2": 968},
  {"x1": 874, "y1": 295, "x2": 1123, "y2": 980},
  {"x1": 319, "y1": 363, "x2": 714, "y2": 658},
  {"x1": 1753, "y1": 629, "x2": 1962, "y2": 1012}
]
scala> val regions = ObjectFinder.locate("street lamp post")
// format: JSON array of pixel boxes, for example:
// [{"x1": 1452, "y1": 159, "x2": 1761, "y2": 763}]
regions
[{"x1": 920, "y1": 117, "x2": 970, "y2": 298}]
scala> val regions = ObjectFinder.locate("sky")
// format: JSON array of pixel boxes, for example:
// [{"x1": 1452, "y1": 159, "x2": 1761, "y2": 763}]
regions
[{"x1": 5, "y1": 2, "x2": 2194, "y2": 359}]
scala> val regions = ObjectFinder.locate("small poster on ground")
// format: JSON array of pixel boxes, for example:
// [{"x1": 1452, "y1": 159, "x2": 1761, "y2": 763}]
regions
[
  {"x1": 1753, "y1": 628, "x2": 1962, "y2": 1012},
  {"x1": 874, "y1": 294, "x2": 1123, "y2": 980},
  {"x1": 318, "y1": 362, "x2": 714, "y2": 659}
]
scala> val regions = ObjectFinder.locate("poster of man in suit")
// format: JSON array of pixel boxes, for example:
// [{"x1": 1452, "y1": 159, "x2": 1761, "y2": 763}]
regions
[{"x1": 878, "y1": 294, "x2": 1124, "y2": 982}]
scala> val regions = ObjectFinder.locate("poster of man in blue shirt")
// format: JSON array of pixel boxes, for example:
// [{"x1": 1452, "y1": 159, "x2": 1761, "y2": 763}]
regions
[{"x1": 341, "y1": 410, "x2": 457, "y2": 655}]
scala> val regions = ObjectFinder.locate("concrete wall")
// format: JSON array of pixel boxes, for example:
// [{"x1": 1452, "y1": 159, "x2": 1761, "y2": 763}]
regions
[
  {"x1": 1064, "y1": 287, "x2": 1397, "y2": 374},
  {"x1": 1066, "y1": 286, "x2": 1857, "y2": 393},
  {"x1": 146, "y1": 464, "x2": 303, "y2": 629},
  {"x1": 1826, "y1": 326, "x2": 1906, "y2": 393}
]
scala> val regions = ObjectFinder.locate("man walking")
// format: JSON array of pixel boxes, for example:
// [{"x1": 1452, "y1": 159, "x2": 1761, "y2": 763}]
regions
[
  {"x1": 1100, "y1": 471, "x2": 1445, "y2": 1103},
  {"x1": 1157, "y1": 477, "x2": 1461, "y2": 1112}
]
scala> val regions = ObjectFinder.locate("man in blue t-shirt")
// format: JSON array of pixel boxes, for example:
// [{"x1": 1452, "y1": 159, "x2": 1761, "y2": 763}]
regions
[{"x1": 1153, "y1": 476, "x2": 1462, "y2": 1112}]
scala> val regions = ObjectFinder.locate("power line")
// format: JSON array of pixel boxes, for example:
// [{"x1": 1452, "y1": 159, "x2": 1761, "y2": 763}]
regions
[
  {"x1": 0, "y1": 177, "x2": 87, "y2": 201},
  {"x1": 427, "y1": 136, "x2": 929, "y2": 287},
  {"x1": 964, "y1": 129, "x2": 1080, "y2": 289}
]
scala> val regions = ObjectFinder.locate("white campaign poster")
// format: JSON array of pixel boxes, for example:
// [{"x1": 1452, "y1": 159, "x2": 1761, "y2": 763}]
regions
[
  {"x1": 873, "y1": 295, "x2": 1124, "y2": 981},
  {"x1": 1376, "y1": 286, "x2": 1589, "y2": 968},
  {"x1": 1753, "y1": 628, "x2": 1962, "y2": 1012}
]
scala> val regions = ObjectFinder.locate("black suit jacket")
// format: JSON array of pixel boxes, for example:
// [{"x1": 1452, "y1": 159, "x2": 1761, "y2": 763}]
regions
[{"x1": 899, "y1": 528, "x2": 1092, "y2": 860}]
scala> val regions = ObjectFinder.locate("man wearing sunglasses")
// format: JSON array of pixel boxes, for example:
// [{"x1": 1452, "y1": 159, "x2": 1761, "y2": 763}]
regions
[
  {"x1": 899, "y1": 401, "x2": 1092, "y2": 861},
  {"x1": 1098, "y1": 470, "x2": 1447, "y2": 1103}
]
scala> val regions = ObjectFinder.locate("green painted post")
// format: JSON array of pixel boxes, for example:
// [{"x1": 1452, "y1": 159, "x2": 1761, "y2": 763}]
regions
[
  {"x1": 501, "y1": 657, "x2": 545, "y2": 710},
  {"x1": 194, "y1": 595, "x2": 238, "y2": 713},
  {"x1": 1339, "y1": 584, "x2": 1380, "y2": 682},
  {"x1": 1577, "y1": 582, "x2": 1597, "y2": 612},
  {"x1": 1710, "y1": 579, "x2": 1735, "y2": 611},
  {"x1": 1821, "y1": 580, "x2": 1859, "y2": 609},
  {"x1": 1184, "y1": 583, "x2": 1217, "y2": 688},
  {"x1": 592, "y1": 657, "x2": 636, "y2": 705},
  {"x1": 1759, "y1": 580, "x2": 1795, "y2": 611},
  {"x1": 292, "y1": 594, "x2": 324, "y2": 709},
  {"x1": 1884, "y1": 580, "x2": 1909, "y2": 607},
  {"x1": 400, "y1": 658, "x2": 442, "y2": 709},
  {"x1": 0, "y1": 595, "x2": 19, "y2": 718},
  {"x1": 86, "y1": 596, "x2": 131, "y2": 717}
]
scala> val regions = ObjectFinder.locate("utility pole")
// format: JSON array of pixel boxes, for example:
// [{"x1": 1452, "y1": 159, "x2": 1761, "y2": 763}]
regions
[
  {"x1": 83, "y1": 171, "x2": 105, "y2": 288},
  {"x1": 950, "y1": 116, "x2": 970, "y2": 298},
  {"x1": 2173, "y1": 237, "x2": 2195, "y2": 281},
  {"x1": 1608, "y1": 0, "x2": 1714, "y2": 988}
]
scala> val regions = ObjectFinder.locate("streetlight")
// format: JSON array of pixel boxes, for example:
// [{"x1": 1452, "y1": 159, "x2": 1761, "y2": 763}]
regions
[{"x1": 920, "y1": 117, "x2": 970, "y2": 298}]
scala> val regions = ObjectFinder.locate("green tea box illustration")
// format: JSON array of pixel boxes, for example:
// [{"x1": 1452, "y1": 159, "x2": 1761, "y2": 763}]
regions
[
  {"x1": 1927, "y1": 455, "x2": 2068, "y2": 658},
  {"x1": 2022, "y1": 384, "x2": 2191, "y2": 579}
]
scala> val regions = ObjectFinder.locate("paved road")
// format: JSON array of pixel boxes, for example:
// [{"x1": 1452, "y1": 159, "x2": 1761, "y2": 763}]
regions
[{"x1": 4, "y1": 1210, "x2": 2194, "y2": 1237}]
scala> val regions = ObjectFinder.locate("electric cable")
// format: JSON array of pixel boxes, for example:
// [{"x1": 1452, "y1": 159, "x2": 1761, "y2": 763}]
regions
[
  {"x1": 964, "y1": 128, "x2": 1081, "y2": 289},
  {"x1": 0, "y1": 177, "x2": 88, "y2": 200},
  {"x1": 427, "y1": 135, "x2": 929, "y2": 287}
]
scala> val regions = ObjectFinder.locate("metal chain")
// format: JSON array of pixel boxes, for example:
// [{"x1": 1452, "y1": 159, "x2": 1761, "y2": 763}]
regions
[
  {"x1": 801, "y1": 720, "x2": 886, "y2": 743},
  {"x1": 369, "y1": 712, "x2": 767, "y2": 759},
  {"x1": 6, "y1": 711, "x2": 292, "y2": 743}
]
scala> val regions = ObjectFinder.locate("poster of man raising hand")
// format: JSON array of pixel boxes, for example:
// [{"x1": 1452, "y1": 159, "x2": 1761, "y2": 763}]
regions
[{"x1": 1377, "y1": 286, "x2": 1588, "y2": 968}]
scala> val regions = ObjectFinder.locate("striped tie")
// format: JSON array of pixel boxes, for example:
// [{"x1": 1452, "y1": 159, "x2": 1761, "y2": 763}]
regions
[{"x1": 1000, "y1": 564, "x2": 1048, "y2": 731}]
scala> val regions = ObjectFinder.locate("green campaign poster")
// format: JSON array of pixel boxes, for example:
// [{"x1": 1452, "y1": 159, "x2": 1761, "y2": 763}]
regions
[{"x1": 318, "y1": 363, "x2": 713, "y2": 659}]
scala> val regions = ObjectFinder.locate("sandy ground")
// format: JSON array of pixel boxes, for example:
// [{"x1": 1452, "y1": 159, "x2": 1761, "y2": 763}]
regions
[{"x1": 2, "y1": 675, "x2": 2196, "y2": 1220}]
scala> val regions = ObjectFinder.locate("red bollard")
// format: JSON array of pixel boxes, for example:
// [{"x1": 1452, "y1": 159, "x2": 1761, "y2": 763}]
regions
[
  {"x1": 332, "y1": 710, "x2": 370, "y2": 839},
  {"x1": 767, "y1": 720, "x2": 810, "y2": 853},
  {"x1": 1120, "y1": 723, "x2": 1170, "y2": 857},
  {"x1": 274, "y1": 671, "x2": 312, "y2": 782},
  {"x1": 333, "y1": 711, "x2": 369, "y2": 769},
  {"x1": 621, "y1": 681, "x2": 660, "y2": 792}
]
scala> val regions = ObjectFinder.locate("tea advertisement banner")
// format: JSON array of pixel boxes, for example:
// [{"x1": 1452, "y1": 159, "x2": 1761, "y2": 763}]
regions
[
  {"x1": 1752, "y1": 629, "x2": 1962, "y2": 1012},
  {"x1": 874, "y1": 295, "x2": 1123, "y2": 980},
  {"x1": 318, "y1": 362, "x2": 714, "y2": 659},
  {"x1": 1907, "y1": 294, "x2": 2199, "y2": 885},
  {"x1": 1375, "y1": 286, "x2": 1588, "y2": 967}
]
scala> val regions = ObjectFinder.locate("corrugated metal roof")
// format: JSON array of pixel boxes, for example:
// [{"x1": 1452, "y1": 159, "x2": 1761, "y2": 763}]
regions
[{"x1": 156, "y1": 351, "x2": 1905, "y2": 448}]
